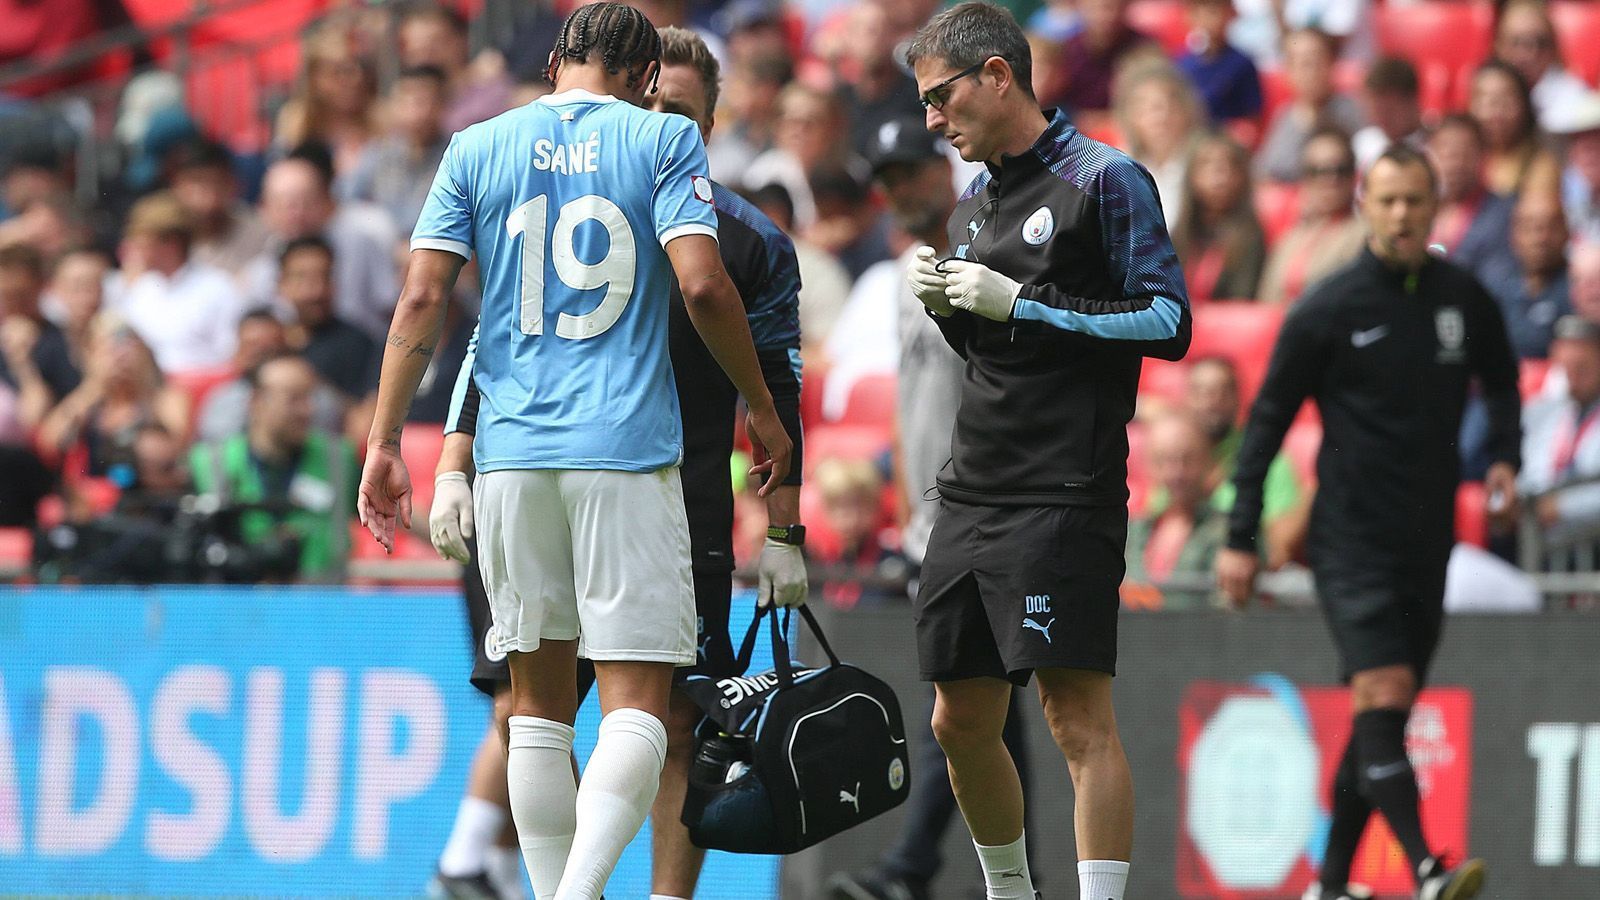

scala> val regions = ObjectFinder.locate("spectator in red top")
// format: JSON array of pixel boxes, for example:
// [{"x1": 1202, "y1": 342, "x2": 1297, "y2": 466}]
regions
[
  {"x1": 1259, "y1": 128, "x2": 1366, "y2": 306},
  {"x1": 1040, "y1": 0, "x2": 1160, "y2": 118}
]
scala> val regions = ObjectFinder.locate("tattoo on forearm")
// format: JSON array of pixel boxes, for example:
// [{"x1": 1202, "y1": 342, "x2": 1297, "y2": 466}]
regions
[{"x1": 387, "y1": 334, "x2": 436, "y2": 359}]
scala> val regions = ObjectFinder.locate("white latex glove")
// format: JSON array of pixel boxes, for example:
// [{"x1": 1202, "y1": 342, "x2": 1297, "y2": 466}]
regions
[
  {"x1": 907, "y1": 246, "x2": 955, "y2": 316},
  {"x1": 942, "y1": 259, "x2": 1021, "y2": 322},
  {"x1": 758, "y1": 539, "x2": 809, "y2": 608},
  {"x1": 429, "y1": 471, "x2": 474, "y2": 564}
]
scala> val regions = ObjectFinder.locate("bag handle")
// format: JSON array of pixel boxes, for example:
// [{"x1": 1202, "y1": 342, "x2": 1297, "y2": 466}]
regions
[{"x1": 770, "y1": 604, "x2": 843, "y2": 687}]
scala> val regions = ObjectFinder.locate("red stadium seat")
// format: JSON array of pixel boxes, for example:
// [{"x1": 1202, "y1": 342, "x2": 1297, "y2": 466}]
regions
[
  {"x1": 1188, "y1": 302, "x2": 1286, "y2": 407},
  {"x1": 800, "y1": 366, "x2": 827, "y2": 428},
  {"x1": 1254, "y1": 182, "x2": 1300, "y2": 248},
  {"x1": 1552, "y1": 0, "x2": 1600, "y2": 87},
  {"x1": 1375, "y1": 2, "x2": 1494, "y2": 74},
  {"x1": 1520, "y1": 358, "x2": 1552, "y2": 400},
  {"x1": 167, "y1": 364, "x2": 238, "y2": 432},
  {"x1": 1456, "y1": 481, "x2": 1488, "y2": 548},
  {"x1": 1126, "y1": 420, "x2": 1150, "y2": 514},
  {"x1": 1374, "y1": 2, "x2": 1494, "y2": 115},
  {"x1": 1260, "y1": 69, "x2": 1292, "y2": 129},
  {"x1": 1282, "y1": 419, "x2": 1322, "y2": 483},
  {"x1": 804, "y1": 424, "x2": 892, "y2": 476},
  {"x1": 1126, "y1": 0, "x2": 1189, "y2": 56},
  {"x1": 400, "y1": 424, "x2": 447, "y2": 516},
  {"x1": 838, "y1": 373, "x2": 897, "y2": 427},
  {"x1": 1138, "y1": 358, "x2": 1189, "y2": 411},
  {"x1": 0, "y1": 527, "x2": 32, "y2": 570}
]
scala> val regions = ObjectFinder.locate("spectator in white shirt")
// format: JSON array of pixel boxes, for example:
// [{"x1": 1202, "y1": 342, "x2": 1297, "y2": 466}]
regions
[
  {"x1": 1493, "y1": 0, "x2": 1591, "y2": 133},
  {"x1": 1521, "y1": 316, "x2": 1600, "y2": 532},
  {"x1": 244, "y1": 148, "x2": 399, "y2": 343},
  {"x1": 112, "y1": 192, "x2": 244, "y2": 374}
]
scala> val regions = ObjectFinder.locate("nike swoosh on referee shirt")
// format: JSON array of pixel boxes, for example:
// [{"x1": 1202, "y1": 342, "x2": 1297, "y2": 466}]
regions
[{"x1": 1351, "y1": 325, "x2": 1389, "y2": 348}]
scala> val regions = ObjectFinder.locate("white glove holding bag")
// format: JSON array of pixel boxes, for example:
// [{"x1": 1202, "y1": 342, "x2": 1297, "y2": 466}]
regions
[
  {"x1": 941, "y1": 258, "x2": 1021, "y2": 322},
  {"x1": 907, "y1": 246, "x2": 956, "y2": 316},
  {"x1": 429, "y1": 470, "x2": 474, "y2": 564},
  {"x1": 758, "y1": 538, "x2": 809, "y2": 608}
]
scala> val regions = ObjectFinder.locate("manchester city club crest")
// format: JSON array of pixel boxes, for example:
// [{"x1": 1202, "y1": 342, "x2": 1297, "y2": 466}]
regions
[
  {"x1": 1022, "y1": 206, "x2": 1053, "y2": 245},
  {"x1": 1435, "y1": 307, "x2": 1466, "y2": 363}
]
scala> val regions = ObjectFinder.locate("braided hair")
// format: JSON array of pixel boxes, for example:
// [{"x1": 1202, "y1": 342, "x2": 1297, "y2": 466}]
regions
[{"x1": 546, "y1": 3, "x2": 662, "y2": 92}]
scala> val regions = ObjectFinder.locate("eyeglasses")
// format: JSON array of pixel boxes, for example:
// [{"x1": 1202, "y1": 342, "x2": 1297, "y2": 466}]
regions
[
  {"x1": 1503, "y1": 33, "x2": 1555, "y2": 50},
  {"x1": 920, "y1": 63, "x2": 984, "y2": 111}
]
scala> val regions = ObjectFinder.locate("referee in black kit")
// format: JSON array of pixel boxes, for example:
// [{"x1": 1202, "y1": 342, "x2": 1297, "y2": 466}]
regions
[
  {"x1": 1217, "y1": 146, "x2": 1519, "y2": 900},
  {"x1": 902, "y1": 5, "x2": 1190, "y2": 899}
]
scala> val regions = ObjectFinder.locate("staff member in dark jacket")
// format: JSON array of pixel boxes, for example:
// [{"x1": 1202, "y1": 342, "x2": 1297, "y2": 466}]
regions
[
  {"x1": 903, "y1": 5, "x2": 1190, "y2": 899},
  {"x1": 1218, "y1": 146, "x2": 1517, "y2": 900}
]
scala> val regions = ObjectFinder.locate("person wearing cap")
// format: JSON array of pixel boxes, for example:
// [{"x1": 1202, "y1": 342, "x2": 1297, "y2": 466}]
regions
[
  {"x1": 1550, "y1": 92, "x2": 1600, "y2": 245},
  {"x1": 826, "y1": 115, "x2": 1037, "y2": 900},
  {"x1": 903, "y1": 4, "x2": 1192, "y2": 899},
  {"x1": 111, "y1": 190, "x2": 246, "y2": 373},
  {"x1": 1218, "y1": 146, "x2": 1515, "y2": 900},
  {"x1": 1520, "y1": 315, "x2": 1600, "y2": 535}
]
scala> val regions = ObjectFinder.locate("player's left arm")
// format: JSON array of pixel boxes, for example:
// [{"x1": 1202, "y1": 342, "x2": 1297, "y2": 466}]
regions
[
  {"x1": 1469, "y1": 281, "x2": 1523, "y2": 523},
  {"x1": 360, "y1": 134, "x2": 475, "y2": 551},
  {"x1": 359, "y1": 249, "x2": 466, "y2": 550},
  {"x1": 938, "y1": 155, "x2": 1192, "y2": 360}
]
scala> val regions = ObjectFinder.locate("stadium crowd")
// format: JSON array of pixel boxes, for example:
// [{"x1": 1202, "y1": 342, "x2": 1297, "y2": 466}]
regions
[{"x1": 2, "y1": 0, "x2": 1600, "y2": 605}]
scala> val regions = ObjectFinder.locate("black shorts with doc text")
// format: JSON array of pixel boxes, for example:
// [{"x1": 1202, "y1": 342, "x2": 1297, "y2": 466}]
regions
[
  {"x1": 465, "y1": 539, "x2": 738, "y2": 697},
  {"x1": 914, "y1": 499, "x2": 1127, "y2": 685},
  {"x1": 1311, "y1": 545, "x2": 1450, "y2": 684}
]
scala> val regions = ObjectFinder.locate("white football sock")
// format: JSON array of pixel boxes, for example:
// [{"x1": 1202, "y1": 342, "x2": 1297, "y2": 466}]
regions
[
  {"x1": 438, "y1": 795, "x2": 506, "y2": 877},
  {"x1": 507, "y1": 716, "x2": 577, "y2": 900},
  {"x1": 648, "y1": 895, "x2": 691, "y2": 900},
  {"x1": 487, "y1": 844, "x2": 528, "y2": 900},
  {"x1": 1079, "y1": 859, "x2": 1131, "y2": 900},
  {"x1": 555, "y1": 708, "x2": 669, "y2": 900},
  {"x1": 974, "y1": 832, "x2": 1034, "y2": 900}
]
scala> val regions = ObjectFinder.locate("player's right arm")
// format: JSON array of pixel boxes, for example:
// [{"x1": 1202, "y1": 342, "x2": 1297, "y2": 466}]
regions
[
  {"x1": 667, "y1": 234, "x2": 792, "y2": 493},
  {"x1": 1217, "y1": 294, "x2": 1330, "y2": 605},
  {"x1": 652, "y1": 117, "x2": 791, "y2": 491}
]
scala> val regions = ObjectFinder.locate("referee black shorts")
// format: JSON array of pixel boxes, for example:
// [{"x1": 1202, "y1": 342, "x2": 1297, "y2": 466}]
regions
[
  {"x1": 1310, "y1": 544, "x2": 1451, "y2": 684},
  {"x1": 464, "y1": 538, "x2": 739, "y2": 697},
  {"x1": 914, "y1": 498, "x2": 1127, "y2": 685}
]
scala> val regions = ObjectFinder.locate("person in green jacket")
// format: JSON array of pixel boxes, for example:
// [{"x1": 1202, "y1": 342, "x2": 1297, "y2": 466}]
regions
[
  {"x1": 1125, "y1": 414, "x2": 1233, "y2": 609},
  {"x1": 190, "y1": 352, "x2": 358, "y2": 581}
]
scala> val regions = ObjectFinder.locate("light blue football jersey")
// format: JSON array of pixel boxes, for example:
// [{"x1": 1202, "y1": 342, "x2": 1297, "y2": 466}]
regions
[{"x1": 412, "y1": 89, "x2": 718, "y2": 473}]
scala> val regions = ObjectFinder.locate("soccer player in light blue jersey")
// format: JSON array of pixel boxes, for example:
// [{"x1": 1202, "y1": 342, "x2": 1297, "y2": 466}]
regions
[{"x1": 355, "y1": 6, "x2": 792, "y2": 898}]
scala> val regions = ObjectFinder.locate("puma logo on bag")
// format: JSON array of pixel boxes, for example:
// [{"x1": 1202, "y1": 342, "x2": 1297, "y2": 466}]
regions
[{"x1": 839, "y1": 782, "x2": 861, "y2": 814}]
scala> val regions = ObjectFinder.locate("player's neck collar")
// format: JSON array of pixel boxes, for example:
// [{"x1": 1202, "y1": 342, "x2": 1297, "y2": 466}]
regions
[{"x1": 537, "y1": 89, "x2": 621, "y2": 106}]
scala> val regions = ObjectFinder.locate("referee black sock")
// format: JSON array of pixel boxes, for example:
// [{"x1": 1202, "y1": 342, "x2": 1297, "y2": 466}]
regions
[
  {"x1": 1319, "y1": 735, "x2": 1372, "y2": 890},
  {"x1": 1353, "y1": 708, "x2": 1432, "y2": 872}
]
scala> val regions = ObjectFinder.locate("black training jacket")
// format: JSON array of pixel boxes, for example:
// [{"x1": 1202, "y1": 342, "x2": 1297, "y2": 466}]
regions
[
  {"x1": 931, "y1": 109, "x2": 1191, "y2": 507},
  {"x1": 1227, "y1": 248, "x2": 1521, "y2": 560}
]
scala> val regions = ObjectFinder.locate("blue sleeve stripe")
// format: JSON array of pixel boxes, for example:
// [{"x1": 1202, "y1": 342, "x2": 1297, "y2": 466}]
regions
[
  {"x1": 1013, "y1": 294, "x2": 1183, "y2": 340},
  {"x1": 443, "y1": 324, "x2": 479, "y2": 434}
]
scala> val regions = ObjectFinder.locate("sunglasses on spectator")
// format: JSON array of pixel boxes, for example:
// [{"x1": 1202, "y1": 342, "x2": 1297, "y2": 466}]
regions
[
  {"x1": 1304, "y1": 163, "x2": 1356, "y2": 179},
  {"x1": 920, "y1": 63, "x2": 985, "y2": 111}
]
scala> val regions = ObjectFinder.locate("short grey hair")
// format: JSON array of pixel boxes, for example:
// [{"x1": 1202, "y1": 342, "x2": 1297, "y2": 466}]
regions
[{"x1": 905, "y1": 1, "x2": 1034, "y2": 99}]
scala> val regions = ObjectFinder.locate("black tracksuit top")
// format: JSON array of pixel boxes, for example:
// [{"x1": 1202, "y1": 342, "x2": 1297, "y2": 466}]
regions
[
  {"x1": 930, "y1": 109, "x2": 1192, "y2": 507},
  {"x1": 1227, "y1": 248, "x2": 1522, "y2": 560}
]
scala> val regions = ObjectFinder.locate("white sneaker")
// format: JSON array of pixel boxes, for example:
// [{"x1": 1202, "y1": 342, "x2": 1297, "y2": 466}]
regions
[{"x1": 1416, "y1": 855, "x2": 1486, "y2": 900}]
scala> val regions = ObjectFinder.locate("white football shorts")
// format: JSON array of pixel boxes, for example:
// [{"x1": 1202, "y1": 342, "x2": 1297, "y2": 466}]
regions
[{"x1": 474, "y1": 467, "x2": 696, "y2": 665}]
